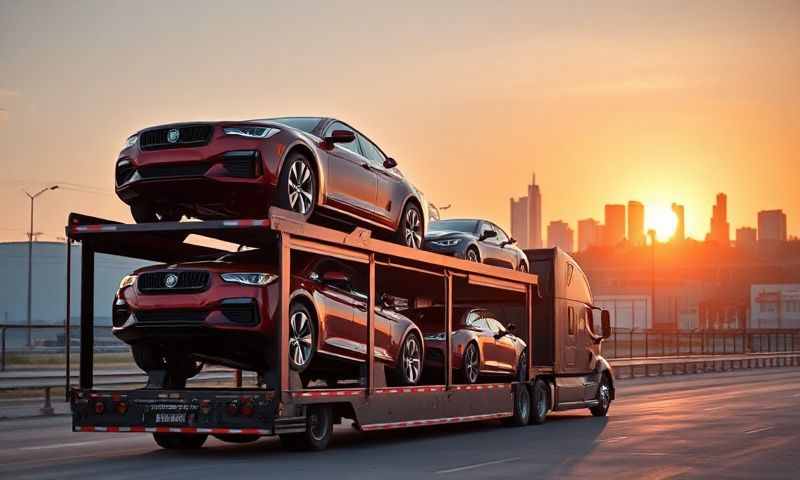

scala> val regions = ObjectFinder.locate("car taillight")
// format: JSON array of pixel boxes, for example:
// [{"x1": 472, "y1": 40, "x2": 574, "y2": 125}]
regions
[
  {"x1": 114, "y1": 401, "x2": 128, "y2": 415},
  {"x1": 94, "y1": 401, "x2": 105, "y2": 415}
]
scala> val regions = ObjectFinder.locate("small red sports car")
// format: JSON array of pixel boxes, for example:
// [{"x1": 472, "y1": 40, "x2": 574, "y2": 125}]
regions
[
  {"x1": 112, "y1": 249, "x2": 424, "y2": 387},
  {"x1": 115, "y1": 117, "x2": 427, "y2": 248},
  {"x1": 406, "y1": 306, "x2": 528, "y2": 384}
]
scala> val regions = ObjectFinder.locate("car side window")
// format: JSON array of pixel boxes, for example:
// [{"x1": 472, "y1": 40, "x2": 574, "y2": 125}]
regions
[
  {"x1": 486, "y1": 317, "x2": 504, "y2": 334},
  {"x1": 465, "y1": 311, "x2": 481, "y2": 328},
  {"x1": 325, "y1": 122, "x2": 362, "y2": 156},
  {"x1": 479, "y1": 222, "x2": 494, "y2": 240},
  {"x1": 491, "y1": 224, "x2": 509, "y2": 243},
  {"x1": 358, "y1": 133, "x2": 385, "y2": 167}
]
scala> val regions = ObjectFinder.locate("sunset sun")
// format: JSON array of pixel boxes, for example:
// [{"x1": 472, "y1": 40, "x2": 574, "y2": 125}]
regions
[{"x1": 645, "y1": 205, "x2": 678, "y2": 242}]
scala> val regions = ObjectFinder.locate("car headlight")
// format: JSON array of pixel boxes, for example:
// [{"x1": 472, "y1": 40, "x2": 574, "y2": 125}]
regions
[
  {"x1": 123, "y1": 135, "x2": 138, "y2": 149},
  {"x1": 424, "y1": 333, "x2": 446, "y2": 341},
  {"x1": 432, "y1": 239, "x2": 460, "y2": 247},
  {"x1": 223, "y1": 126, "x2": 280, "y2": 139},
  {"x1": 221, "y1": 272, "x2": 278, "y2": 286},
  {"x1": 118, "y1": 275, "x2": 137, "y2": 290}
]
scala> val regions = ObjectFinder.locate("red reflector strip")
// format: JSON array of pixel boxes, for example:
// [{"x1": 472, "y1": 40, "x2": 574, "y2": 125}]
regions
[
  {"x1": 375, "y1": 386, "x2": 446, "y2": 394},
  {"x1": 360, "y1": 412, "x2": 512, "y2": 431},
  {"x1": 74, "y1": 426, "x2": 271, "y2": 435},
  {"x1": 451, "y1": 383, "x2": 510, "y2": 392},
  {"x1": 290, "y1": 389, "x2": 365, "y2": 399}
]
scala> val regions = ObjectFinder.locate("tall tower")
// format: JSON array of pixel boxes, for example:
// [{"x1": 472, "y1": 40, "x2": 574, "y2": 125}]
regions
[
  {"x1": 527, "y1": 173, "x2": 543, "y2": 249},
  {"x1": 627, "y1": 201, "x2": 645, "y2": 246},
  {"x1": 671, "y1": 203, "x2": 685, "y2": 242},
  {"x1": 604, "y1": 204, "x2": 626, "y2": 247},
  {"x1": 708, "y1": 193, "x2": 730, "y2": 245},
  {"x1": 509, "y1": 196, "x2": 529, "y2": 249}
]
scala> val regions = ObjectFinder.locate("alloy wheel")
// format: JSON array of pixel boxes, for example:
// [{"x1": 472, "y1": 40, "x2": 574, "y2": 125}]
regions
[
  {"x1": 598, "y1": 381, "x2": 610, "y2": 410},
  {"x1": 402, "y1": 336, "x2": 421, "y2": 384},
  {"x1": 518, "y1": 262, "x2": 528, "y2": 273},
  {"x1": 403, "y1": 208, "x2": 422, "y2": 248},
  {"x1": 466, "y1": 249, "x2": 479, "y2": 262},
  {"x1": 464, "y1": 344, "x2": 479, "y2": 384},
  {"x1": 287, "y1": 160, "x2": 313, "y2": 215},
  {"x1": 289, "y1": 310, "x2": 313, "y2": 368}
]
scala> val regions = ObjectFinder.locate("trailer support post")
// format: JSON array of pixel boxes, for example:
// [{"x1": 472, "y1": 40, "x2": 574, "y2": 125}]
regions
[
  {"x1": 367, "y1": 254, "x2": 375, "y2": 394},
  {"x1": 279, "y1": 232, "x2": 290, "y2": 401},
  {"x1": 445, "y1": 272, "x2": 452, "y2": 388},
  {"x1": 65, "y1": 239, "x2": 71, "y2": 400},
  {"x1": 79, "y1": 245, "x2": 94, "y2": 390}
]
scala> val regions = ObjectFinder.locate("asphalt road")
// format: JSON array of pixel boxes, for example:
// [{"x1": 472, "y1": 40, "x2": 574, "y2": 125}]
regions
[{"x1": 1, "y1": 368, "x2": 798, "y2": 480}]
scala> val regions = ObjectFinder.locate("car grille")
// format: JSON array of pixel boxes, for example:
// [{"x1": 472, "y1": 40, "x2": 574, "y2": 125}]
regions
[
  {"x1": 138, "y1": 163, "x2": 210, "y2": 179},
  {"x1": 134, "y1": 309, "x2": 208, "y2": 327},
  {"x1": 139, "y1": 125, "x2": 213, "y2": 150},
  {"x1": 221, "y1": 303, "x2": 260, "y2": 325},
  {"x1": 137, "y1": 271, "x2": 210, "y2": 294}
]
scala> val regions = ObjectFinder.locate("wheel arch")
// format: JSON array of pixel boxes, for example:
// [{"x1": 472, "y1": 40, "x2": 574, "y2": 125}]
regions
[
  {"x1": 288, "y1": 290, "x2": 321, "y2": 349},
  {"x1": 279, "y1": 140, "x2": 326, "y2": 206},
  {"x1": 397, "y1": 324, "x2": 425, "y2": 365},
  {"x1": 398, "y1": 194, "x2": 425, "y2": 234}
]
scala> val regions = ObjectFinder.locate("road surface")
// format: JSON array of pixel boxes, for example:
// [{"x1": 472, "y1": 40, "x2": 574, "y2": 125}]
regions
[{"x1": 1, "y1": 368, "x2": 798, "y2": 479}]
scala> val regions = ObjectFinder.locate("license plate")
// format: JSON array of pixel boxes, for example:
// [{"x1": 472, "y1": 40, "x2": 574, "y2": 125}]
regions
[{"x1": 155, "y1": 413, "x2": 187, "y2": 424}]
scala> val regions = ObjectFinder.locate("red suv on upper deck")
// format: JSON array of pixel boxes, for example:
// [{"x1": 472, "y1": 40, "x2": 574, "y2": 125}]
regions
[{"x1": 115, "y1": 117, "x2": 427, "y2": 248}]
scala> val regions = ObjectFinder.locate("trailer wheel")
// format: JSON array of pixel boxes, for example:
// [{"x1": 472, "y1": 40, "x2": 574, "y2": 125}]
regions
[
  {"x1": 153, "y1": 433, "x2": 207, "y2": 450},
  {"x1": 590, "y1": 373, "x2": 612, "y2": 417},
  {"x1": 503, "y1": 383, "x2": 531, "y2": 427},
  {"x1": 280, "y1": 405, "x2": 333, "y2": 451},
  {"x1": 530, "y1": 378, "x2": 549, "y2": 425}
]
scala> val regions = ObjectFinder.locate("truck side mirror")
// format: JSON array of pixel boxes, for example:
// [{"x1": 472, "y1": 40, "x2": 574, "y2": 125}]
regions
[{"x1": 601, "y1": 310, "x2": 611, "y2": 339}]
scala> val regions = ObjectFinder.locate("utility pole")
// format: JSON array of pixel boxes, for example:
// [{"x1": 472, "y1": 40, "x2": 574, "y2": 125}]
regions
[
  {"x1": 25, "y1": 185, "x2": 59, "y2": 347},
  {"x1": 648, "y1": 229, "x2": 657, "y2": 330}
]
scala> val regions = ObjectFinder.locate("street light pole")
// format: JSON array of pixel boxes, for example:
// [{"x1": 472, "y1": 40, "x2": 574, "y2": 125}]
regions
[
  {"x1": 648, "y1": 229, "x2": 656, "y2": 331},
  {"x1": 25, "y1": 185, "x2": 59, "y2": 347}
]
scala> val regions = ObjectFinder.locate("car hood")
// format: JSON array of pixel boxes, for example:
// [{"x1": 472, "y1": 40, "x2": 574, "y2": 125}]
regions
[{"x1": 132, "y1": 259, "x2": 279, "y2": 276}]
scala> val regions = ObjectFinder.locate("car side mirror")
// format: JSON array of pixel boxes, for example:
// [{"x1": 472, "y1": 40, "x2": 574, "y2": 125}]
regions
[
  {"x1": 601, "y1": 310, "x2": 611, "y2": 339},
  {"x1": 324, "y1": 130, "x2": 355, "y2": 144},
  {"x1": 383, "y1": 157, "x2": 398, "y2": 169},
  {"x1": 322, "y1": 271, "x2": 351, "y2": 289},
  {"x1": 501, "y1": 237, "x2": 517, "y2": 247},
  {"x1": 379, "y1": 293, "x2": 395, "y2": 309},
  {"x1": 479, "y1": 230, "x2": 497, "y2": 241}
]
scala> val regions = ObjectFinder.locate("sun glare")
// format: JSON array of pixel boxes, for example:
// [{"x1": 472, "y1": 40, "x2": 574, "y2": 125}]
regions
[{"x1": 645, "y1": 205, "x2": 678, "y2": 242}]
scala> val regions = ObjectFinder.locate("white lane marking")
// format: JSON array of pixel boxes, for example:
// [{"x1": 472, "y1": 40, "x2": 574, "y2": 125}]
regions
[
  {"x1": 704, "y1": 406, "x2": 725, "y2": 412},
  {"x1": 603, "y1": 436, "x2": 629, "y2": 443},
  {"x1": 792, "y1": 393, "x2": 800, "y2": 397},
  {"x1": 436, "y1": 457, "x2": 521, "y2": 474},
  {"x1": 630, "y1": 452, "x2": 669, "y2": 456},
  {"x1": 15, "y1": 437, "x2": 133, "y2": 451},
  {"x1": 744, "y1": 427, "x2": 772, "y2": 435}
]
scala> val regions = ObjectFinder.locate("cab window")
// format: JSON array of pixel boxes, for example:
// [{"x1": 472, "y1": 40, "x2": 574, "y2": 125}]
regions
[{"x1": 324, "y1": 122, "x2": 361, "y2": 156}]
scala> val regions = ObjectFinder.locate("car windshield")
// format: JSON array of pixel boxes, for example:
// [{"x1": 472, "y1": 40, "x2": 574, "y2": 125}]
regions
[
  {"x1": 261, "y1": 117, "x2": 321, "y2": 133},
  {"x1": 429, "y1": 220, "x2": 478, "y2": 233}
]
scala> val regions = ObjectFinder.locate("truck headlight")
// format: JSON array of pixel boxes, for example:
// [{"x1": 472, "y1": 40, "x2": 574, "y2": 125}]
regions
[
  {"x1": 432, "y1": 239, "x2": 460, "y2": 247},
  {"x1": 118, "y1": 275, "x2": 137, "y2": 290},
  {"x1": 223, "y1": 126, "x2": 280, "y2": 139},
  {"x1": 221, "y1": 272, "x2": 278, "y2": 286}
]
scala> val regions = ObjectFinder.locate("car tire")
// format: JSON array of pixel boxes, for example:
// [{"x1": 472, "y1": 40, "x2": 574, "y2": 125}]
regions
[
  {"x1": 394, "y1": 332, "x2": 422, "y2": 386},
  {"x1": 590, "y1": 373, "x2": 612, "y2": 417},
  {"x1": 153, "y1": 433, "x2": 207, "y2": 450},
  {"x1": 517, "y1": 262, "x2": 528, "y2": 273},
  {"x1": 394, "y1": 202, "x2": 423, "y2": 249},
  {"x1": 530, "y1": 378, "x2": 549, "y2": 425},
  {"x1": 288, "y1": 302, "x2": 316, "y2": 372},
  {"x1": 213, "y1": 434, "x2": 260, "y2": 444},
  {"x1": 465, "y1": 247, "x2": 480, "y2": 263},
  {"x1": 459, "y1": 342, "x2": 480, "y2": 384},
  {"x1": 130, "y1": 203, "x2": 181, "y2": 223},
  {"x1": 278, "y1": 153, "x2": 316, "y2": 220},
  {"x1": 279, "y1": 405, "x2": 333, "y2": 451},
  {"x1": 503, "y1": 384, "x2": 531, "y2": 427}
]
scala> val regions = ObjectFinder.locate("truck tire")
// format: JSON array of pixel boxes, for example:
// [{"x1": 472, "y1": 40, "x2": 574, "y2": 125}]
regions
[
  {"x1": 530, "y1": 378, "x2": 549, "y2": 425},
  {"x1": 590, "y1": 373, "x2": 612, "y2": 417},
  {"x1": 279, "y1": 405, "x2": 333, "y2": 451},
  {"x1": 503, "y1": 383, "x2": 531, "y2": 427},
  {"x1": 153, "y1": 433, "x2": 207, "y2": 449}
]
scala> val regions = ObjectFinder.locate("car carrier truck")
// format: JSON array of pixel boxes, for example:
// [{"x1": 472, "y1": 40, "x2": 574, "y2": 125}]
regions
[{"x1": 67, "y1": 208, "x2": 614, "y2": 450}]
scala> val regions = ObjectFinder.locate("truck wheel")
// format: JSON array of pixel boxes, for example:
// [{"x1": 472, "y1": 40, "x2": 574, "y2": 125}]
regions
[
  {"x1": 280, "y1": 405, "x2": 333, "y2": 451},
  {"x1": 213, "y1": 434, "x2": 260, "y2": 444},
  {"x1": 530, "y1": 378, "x2": 549, "y2": 425},
  {"x1": 459, "y1": 342, "x2": 480, "y2": 384},
  {"x1": 590, "y1": 374, "x2": 612, "y2": 417},
  {"x1": 503, "y1": 384, "x2": 531, "y2": 427},
  {"x1": 153, "y1": 433, "x2": 207, "y2": 449},
  {"x1": 289, "y1": 303, "x2": 316, "y2": 372}
]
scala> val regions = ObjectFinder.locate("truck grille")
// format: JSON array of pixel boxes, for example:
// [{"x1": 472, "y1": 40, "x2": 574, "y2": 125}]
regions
[
  {"x1": 138, "y1": 163, "x2": 209, "y2": 179},
  {"x1": 139, "y1": 125, "x2": 213, "y2": 150},
  {"x1": 137, "y1": 271, "x2": 210, "y2": 293},
  {"x1": 134, "y1": 309, "x2": 208, "y2": 327}
]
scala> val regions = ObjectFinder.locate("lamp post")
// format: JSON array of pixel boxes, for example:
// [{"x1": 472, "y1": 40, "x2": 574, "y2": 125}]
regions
[
  {"x1": 25, "y1": 185, "x2": 59, "y2": 346},
  {"x1": 648, "y1": 229, "x2": 656, "y2": 331}
]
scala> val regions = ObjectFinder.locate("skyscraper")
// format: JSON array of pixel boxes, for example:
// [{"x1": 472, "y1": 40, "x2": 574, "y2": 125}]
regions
[
  {"x1": 708, "y1": 193, "x2": 730, "y2": 245},
  {"x1": 577, "y1": 218, "x2": 601, "y2": 251},
  {"x1": 758, "y1": 210, "x2": 787, "y2": 243},
  {"x1": 604, "y1": 204, "x2": 626, "y2": 246},
  {"x1": 736, "y1": 227, "x2": 757, "y2": 248},
  {"x1": 509, "y1": 173, "x2": 542, "y2": 249},
  {"x1": 627, "y1": 201, "x2": 645, "y2": 246},
  {"x1": 671, "y1": 203, "x2": 685, "y2": 242},
  {"x1": 528, "y1": 173, "x2": 543, "y2": 249},
  {"x1": 547, "y1": 220, "x2": 574, "y2": 252}
]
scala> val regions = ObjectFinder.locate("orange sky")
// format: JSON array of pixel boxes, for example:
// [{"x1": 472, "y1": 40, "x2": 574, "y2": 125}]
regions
[{"x1": 0, "y1": 1, "x2": 798, "y2": 243}]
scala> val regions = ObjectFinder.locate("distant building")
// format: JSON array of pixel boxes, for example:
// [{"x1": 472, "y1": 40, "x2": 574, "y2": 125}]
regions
[
  {"x1": 509, "y1": 196, "x2": 529, "y2": 249},
  {"x1": 671, "y1": 203, "x2": 685, "y2": 242},
  {"x1": 509, "y1": 173, "x2": 542, "y2": 249},
  {"x1": 603, "y1": 204, "x2": 626, "y2": 246},
  {"x1": 736, "y1": 227, "x2": 757, "y2": 248},
  {"x1": 750, "y1": 284, "x2": 800, "y2": 329},
  {"x1": 577, "y1": 218, "x2": 601, "y2": 251},
  {"x1": 593, "y1": 295, "x2": 652, "y2": 330},
  {"x1": 708, "y1": 193, "x2": 730, "y2": 245},
  {"x1": 627, "y1": 201, "x2": 645, "y2": 246},
  {"x1": 547, "y1": 220, "x2": 574, "y2": 253},
  {"x1": 758, "y1": 209, "x2": 787, "y2": 243}
]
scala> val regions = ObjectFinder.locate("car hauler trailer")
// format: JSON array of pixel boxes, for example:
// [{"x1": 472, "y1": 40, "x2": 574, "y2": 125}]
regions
[{"x1": 66, "y1": 208, "x2": 612, "y2": 450}]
